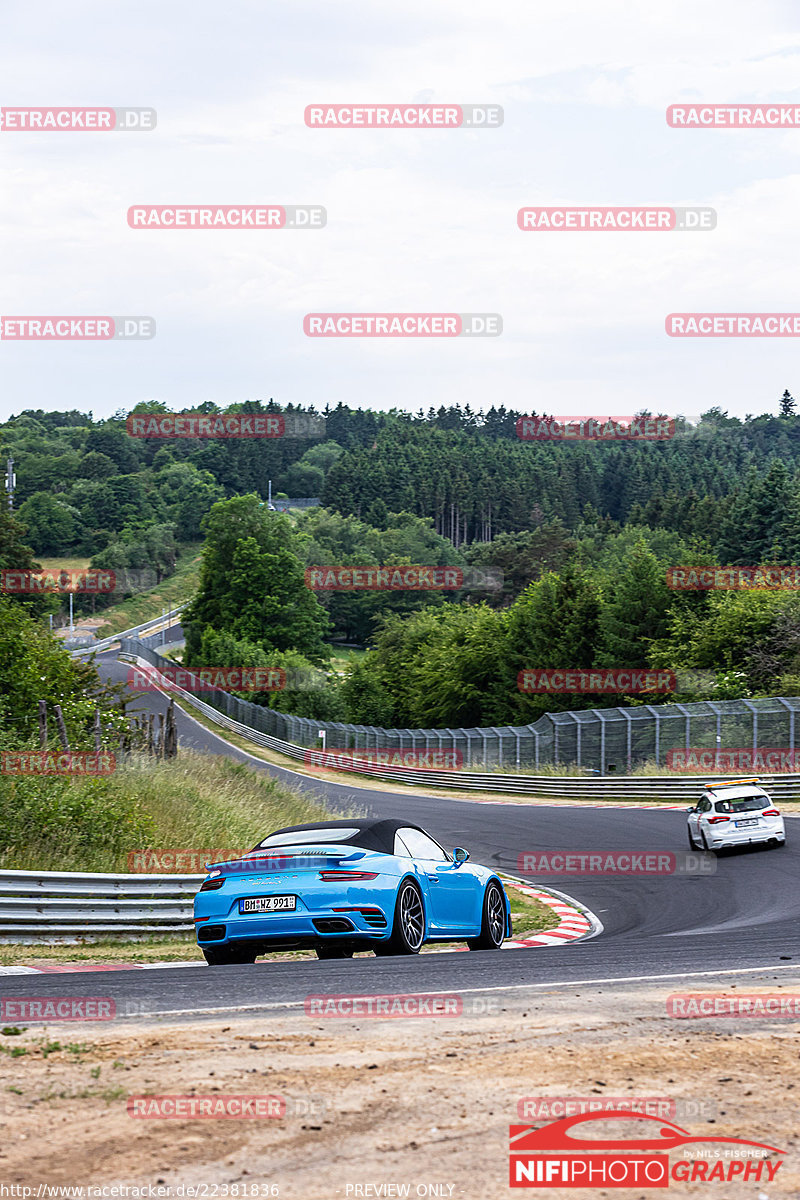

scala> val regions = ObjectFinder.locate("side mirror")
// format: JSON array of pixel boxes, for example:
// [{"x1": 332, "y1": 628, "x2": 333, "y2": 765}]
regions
[
  {"x1": 453, "y1": 847, "x2": 470, "y2": 865},
  {"x1": 685, "y1": 806, "x2": 696, "y2": 813}
]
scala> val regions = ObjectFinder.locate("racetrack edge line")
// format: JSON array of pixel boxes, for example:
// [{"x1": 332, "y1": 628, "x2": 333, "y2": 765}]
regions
[{"x1": 120, "y1": 961, "x2": 800, "y2": 1020}]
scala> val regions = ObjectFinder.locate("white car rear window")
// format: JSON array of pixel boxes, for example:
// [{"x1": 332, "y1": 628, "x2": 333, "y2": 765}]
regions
[{"x1": 713, "y1": 796, "x2": 768, "y2": 813}]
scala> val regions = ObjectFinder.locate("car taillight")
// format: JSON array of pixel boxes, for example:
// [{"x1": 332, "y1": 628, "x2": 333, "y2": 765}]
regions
[
  {"x1": 200, "y1": 877, "x2": 225, "y2": 890},
  {"x1": 763, "y1": 808, "x2": 780, "y2": 817},
  {"x1": 707, "y1": 816, "x2": 730, "y2": 824},
  {"x1": 318, "y1": 871, "x2": 378, "y2": 881}
]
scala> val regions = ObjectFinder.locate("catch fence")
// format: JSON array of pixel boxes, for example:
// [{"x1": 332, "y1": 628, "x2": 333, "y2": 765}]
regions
[{"x1": 120, "y1": 641, "x2": 800, "y2": 774}]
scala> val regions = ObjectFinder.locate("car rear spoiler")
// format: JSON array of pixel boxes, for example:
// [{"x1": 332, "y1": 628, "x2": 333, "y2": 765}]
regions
[{"x1": 204, "y1": 847, "x2": 368, "y2": 872}]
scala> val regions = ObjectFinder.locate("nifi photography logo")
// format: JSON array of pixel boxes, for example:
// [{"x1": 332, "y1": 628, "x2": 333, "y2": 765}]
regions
[{"x1": 508, "y1": 1112, "x2": 784, "y2": 1188}]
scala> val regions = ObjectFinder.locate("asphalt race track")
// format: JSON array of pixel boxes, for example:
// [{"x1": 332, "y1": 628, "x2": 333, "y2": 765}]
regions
[{"x1": 4, "y1": 642, "x2": 798, "y2": 1017}]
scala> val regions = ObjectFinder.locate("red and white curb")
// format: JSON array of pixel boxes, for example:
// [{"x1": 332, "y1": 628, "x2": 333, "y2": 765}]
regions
[
  {"x1": 500, "y1": 879, "x2": 600, "y2": 948},
  {"x1": 0, "y1": 961, "x2": 198, "y2": 975}
]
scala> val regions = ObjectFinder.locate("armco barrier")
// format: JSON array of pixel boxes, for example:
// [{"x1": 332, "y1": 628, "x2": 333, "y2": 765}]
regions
[
  {"x1": 119, "y1": 645, "x2": 800, "y2": 801},
  {"x1": 0, "y1": 869, "x2": 201, "y2": 942},
  {"x1": 69, "y1": 606, "x2": 186, "y2": 658}
]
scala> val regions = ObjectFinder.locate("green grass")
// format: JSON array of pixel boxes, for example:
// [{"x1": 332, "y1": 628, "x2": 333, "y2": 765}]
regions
[
  {"x1": 505, "y1": 883, "x2": 560, "y2": 937},
  {"x1": 37, "y1": 556, "x2": 92, "y2": 572},
  {"x1": 0, "y1": 747, "x2": 332, "y2": 873},
  {"x1": 0, "y1": 937, "x2": 206, "y2": 966},
  {"x1": 329, "y1": 646, "x2": 366, "y2": 663},
  {"x1": 91, "y1": 542, "x2": 203, "y2": 635}
]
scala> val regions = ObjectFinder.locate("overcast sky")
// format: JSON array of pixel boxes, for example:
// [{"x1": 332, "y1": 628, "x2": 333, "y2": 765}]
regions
[{"x1": 2, "y1": 0, "x2": 800, "y2": 423}]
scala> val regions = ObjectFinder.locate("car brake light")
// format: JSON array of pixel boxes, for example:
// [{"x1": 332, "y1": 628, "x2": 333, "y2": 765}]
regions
[
  {"x1": 200, "y1": 877, "x2": 225, "y2": 890},
  {"x1": 707, "y1": 816, "x2": 730, "y2": 824},
  {"x1": 318, "y1": 871, "x2": 378, "y2": 881},
  {"x1": 763, "y1": 808, "x2": 780, "y2": 817}
]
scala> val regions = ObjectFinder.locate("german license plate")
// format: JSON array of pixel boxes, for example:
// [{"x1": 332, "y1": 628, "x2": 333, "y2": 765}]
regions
[
  {"x1": 735, "y1": 819, "x2": 758, "y2": 828},
  {"x1": 239, "y1": 895, "x2": 296, "y2": 913}
]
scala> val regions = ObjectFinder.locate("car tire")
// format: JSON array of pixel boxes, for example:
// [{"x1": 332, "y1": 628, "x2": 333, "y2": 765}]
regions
[
  {"x1": 468, "y1": 881, "x2": 506, "y2": 951},
  {"x1": 374, "y1": 879, "x2": 425, "y2": 956},
  {"x1": 700, "y1": 830, "x2": 716, "y2": 854},
  {"x1": 687, "y1": 827, "x2": 700, "y2": 850},
  {"x1": 315, "y1": 945, "x2": 355, "y2": 959},
  {"x1": 203, "y1": 944, "x2": 258, "y2": 966}
]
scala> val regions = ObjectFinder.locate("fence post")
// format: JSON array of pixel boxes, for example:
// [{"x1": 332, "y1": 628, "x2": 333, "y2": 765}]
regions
[
  {"x1": 38, "y1": 700, "x2": 48, "y2": 750},
  {"x1": 53, "y1": 704, "x2": 70, "y2": 751},
  {"x1": 165, "y1": 700, "x2": 178, "y2": 758},
  {"x1": 93, "y1": 708, "x2": 102, "y2": 755}
]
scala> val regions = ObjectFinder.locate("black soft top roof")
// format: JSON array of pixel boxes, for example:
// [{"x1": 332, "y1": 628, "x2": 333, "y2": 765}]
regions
[{"x1": 256, "y1": 818, "x2": 428, "y2": 855}]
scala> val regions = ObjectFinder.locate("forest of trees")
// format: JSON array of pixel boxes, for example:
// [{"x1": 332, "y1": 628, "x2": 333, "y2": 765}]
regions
[
  {"x1": 4, "y1": 397, "x2": 800, "y2": 729},
  {"x1": 6, "y1": 401, "x2": 800, "y2": 564}
]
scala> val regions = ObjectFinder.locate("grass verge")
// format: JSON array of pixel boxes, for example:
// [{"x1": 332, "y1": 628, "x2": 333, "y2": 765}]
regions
[
  {"x1": 90, "y1": 542, "x2": 203, "y2": 635},
  {"x1": 37, "y1": 556, "x2": 92, "y2": 573},
  {"x1": 0, "y1": 748, "x2": 333, "y2": 873},
  {"x1": 504, "y1": 883, "x2": 560, "y2": 937}
]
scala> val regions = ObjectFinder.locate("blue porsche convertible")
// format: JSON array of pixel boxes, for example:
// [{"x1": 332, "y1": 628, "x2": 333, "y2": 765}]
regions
[{"x1": 194, "y1": 818, "x2": 511, "y2": 964}]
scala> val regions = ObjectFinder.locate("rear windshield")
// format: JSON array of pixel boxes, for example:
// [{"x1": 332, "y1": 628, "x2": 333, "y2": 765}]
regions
[
  {"x1": 254, "y1": 827, "x2": 360, "y2": 848},
  {"x1": 714, "y1": 797, "x2": 768, "y2": 813}
]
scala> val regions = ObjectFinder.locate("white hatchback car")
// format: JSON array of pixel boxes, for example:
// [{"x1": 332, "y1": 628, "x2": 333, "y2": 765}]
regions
[{"x1": 686, "y1": 779, "x2": 785, "y2": 852}]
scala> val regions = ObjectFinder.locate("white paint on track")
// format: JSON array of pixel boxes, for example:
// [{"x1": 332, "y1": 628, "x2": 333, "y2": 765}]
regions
[{"x1": 99, "y1": 962, "x2": 800, "y2": 1021}]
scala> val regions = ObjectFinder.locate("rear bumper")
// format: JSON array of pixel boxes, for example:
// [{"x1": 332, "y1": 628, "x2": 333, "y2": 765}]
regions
[
  {"x1": 705, "y1": 821, "x2": 785, "y2": 848},
  {"x1": 196, "y1": 909, "x2": 388, "y2": 947}
]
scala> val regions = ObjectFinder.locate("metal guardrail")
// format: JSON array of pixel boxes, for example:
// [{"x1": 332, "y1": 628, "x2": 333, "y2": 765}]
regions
[
  {"x1": 0, "y1": 869, "x2": 202, "y2": 942},
  {"x1": 69, "y1": 606, "x2": 186, "y2": 657},
  {"x1": 119, "y1": 649, "x2": 800, "y2": 800}
]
